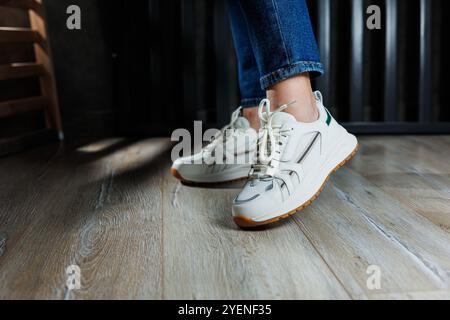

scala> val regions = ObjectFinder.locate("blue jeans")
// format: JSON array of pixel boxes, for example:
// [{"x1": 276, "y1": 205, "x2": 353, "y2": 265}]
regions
[{"x1": 227, "y1": 0, "x2": 324, "y2": 107}]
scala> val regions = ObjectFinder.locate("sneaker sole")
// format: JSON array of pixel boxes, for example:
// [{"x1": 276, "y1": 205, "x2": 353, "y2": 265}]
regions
[
  {"x1": 170, "y1": 167, "x2": 248, "y2": 186},
  {"x1": 233, "y1": 143, "x2": 360, "y2": 228}
]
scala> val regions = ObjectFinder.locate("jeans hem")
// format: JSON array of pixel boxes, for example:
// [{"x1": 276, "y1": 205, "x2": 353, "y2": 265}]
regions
[
  {"x1": 260, "y1": 61, "x2": 324, "y2": 90},
  {"x1": 241, "y1": 97, "x2": 266, "y2": 108}
]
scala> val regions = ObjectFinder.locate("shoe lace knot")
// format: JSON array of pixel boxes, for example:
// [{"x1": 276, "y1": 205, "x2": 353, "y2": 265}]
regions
[{"x1": 250, "y1": 99, "x2": 295, "y2": 179}]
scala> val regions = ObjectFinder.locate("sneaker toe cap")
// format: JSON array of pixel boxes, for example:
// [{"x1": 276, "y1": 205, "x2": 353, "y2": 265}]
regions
[{"x1": 232, "y1": 180, "x2": 283, "y2": 221}]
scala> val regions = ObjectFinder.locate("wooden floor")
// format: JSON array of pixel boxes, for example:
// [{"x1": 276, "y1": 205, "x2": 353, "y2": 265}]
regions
[{"x1": 0, "y1": 136, "x2": 450, "y2": 300}]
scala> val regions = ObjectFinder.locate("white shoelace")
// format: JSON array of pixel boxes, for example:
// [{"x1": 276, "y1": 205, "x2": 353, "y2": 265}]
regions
[
  {"x1": 203, "y1": 107, "x2": 243, "y2": 164},
  {"x1": 250, "y1": 99, "x2": 295, "y2": 178}
]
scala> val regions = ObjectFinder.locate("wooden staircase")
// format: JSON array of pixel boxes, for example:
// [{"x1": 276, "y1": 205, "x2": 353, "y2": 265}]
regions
[{"x1": 0, "y1": 0, "x2": 63, "y2": 155}]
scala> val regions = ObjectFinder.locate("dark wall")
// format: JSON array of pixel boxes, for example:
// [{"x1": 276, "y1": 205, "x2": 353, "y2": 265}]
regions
[
  {"x1": 3, "y1": 0, "x2": 448, "y2": 141},
  {"x1": 45, "y1": 0, "x2": 116, "y2": 140},
  {"x1": 112, "y1": 0, "x2": 239, "y2": 137},
  {"x1": 44, "y1": 0, "x2": 237, "y2": 140},
  {"x1": 111, "y1": 0, "x2": 450, "y2": 135}
]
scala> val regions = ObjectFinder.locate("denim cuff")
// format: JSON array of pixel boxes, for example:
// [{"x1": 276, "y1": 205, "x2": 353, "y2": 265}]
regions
[
  {"x1": 241, "y1": 97, "x2": 266, "y2": 108},
  {"x1": 260, "y1": 61, "x2": 324, "y2": 90}
]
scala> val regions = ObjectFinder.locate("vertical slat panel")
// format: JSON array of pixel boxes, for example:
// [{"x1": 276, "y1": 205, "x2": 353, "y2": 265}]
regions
[
  {"x1": 419, "y1": 0, "x2": 432, "y2": 122},
  {"x1": 384, "y1": 0, "x2": 398, "y2": 121},
  {"x1": 112, "y1": 0, "x2": 450, "y2": 135},
  {"x1": 350, "y1": 0, "x2": 364, "y2": 121},
  {"x1": 316, "y1": 0, "x2": 332, "y2": 107},
  {"x1": 214, "y1": 0, "x2": 228, "y2": 126},
  {"x1": 180, "y1": 0, "x2": 197, "y2": 124},
  {"x1": 193, "y1": 0, "x2": 209, "y2": 122},
  {"x1": 214, "y1": 0, "x2": 238, "y2": 126}
]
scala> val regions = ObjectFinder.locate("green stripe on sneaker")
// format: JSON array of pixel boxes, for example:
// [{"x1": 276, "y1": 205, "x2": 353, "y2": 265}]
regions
[{"x1": 325, "y1": 108, "x2": 332, "y2": 126}]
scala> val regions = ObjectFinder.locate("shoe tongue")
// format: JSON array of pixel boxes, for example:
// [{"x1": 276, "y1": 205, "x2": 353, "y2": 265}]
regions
[
  {"x1": 270, "y1": 111, "x2": 297, "y2": 127},
  {"x1": 232, "y1": 116, "x2": 251, "y2": 129}
]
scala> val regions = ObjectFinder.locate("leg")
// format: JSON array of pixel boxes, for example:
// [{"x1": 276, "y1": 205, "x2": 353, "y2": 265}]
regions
[
  {"x1": 227, "y1": 0, "x2": 265, "y2": 129},
  {"x1": 238, "y1": 0, "x2": 323, "y2": 123},
  {"x1": 171, "y1": 4, "x2": 261, "y2": 183},
  {"x1": 232, "y1": 1, "x2": 359, "y2": 228},
  {"x1": 266, "y1": 73, "x2": 318, "y2": 123}
]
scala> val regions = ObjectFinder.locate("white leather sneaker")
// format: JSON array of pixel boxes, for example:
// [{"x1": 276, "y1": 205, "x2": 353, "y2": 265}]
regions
[
  {"x1": 232, "y1": 92, "x2": 359, "y2": 227},
  {"x1": 171, "y1": 108, "x2": 257, "y2": 184}
]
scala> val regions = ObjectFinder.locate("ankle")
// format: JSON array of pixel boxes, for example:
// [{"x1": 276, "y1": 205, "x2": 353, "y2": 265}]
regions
[
  {"x1": 269, "y1": 92, "x2": 319, "y2": 123},
  {"x1": 289, "y1": 94, "x2": 319, "y2": 123},
  {"x1": 266, "y1": 73, "x2": 319, "y2": 123},
  {"x1": 243, "y1": 107, "x2": 260, "y2": 131}
]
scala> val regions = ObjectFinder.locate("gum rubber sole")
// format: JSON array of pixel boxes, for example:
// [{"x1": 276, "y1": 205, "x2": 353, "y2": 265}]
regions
[
  {"x1": 170, "y1": 167, "x2": 248, "y2": 186},
  {"x1": 233, "y1": 144, "x2": 360, "y2": 228}
]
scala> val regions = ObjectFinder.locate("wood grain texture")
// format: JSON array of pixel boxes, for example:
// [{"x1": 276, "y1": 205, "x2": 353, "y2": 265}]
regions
[
  {"x1": 348, "y1": 136, "x2": 450, "y2": 233},
  {"x1": 293, "y1": 184, "x2": 448, "y2": 299},
  {"x1": 162, "y1": 175, "x2": 349, "y2": 300},
  {"x1": 331, "y1": 169, "x2": 450, "y2": 285},
  {"x1": 0, "y1": 138, "x2": 170, "y2": 299},
  {"x1": 0, "y1": 136, "x2": 449, "y2": 299}
]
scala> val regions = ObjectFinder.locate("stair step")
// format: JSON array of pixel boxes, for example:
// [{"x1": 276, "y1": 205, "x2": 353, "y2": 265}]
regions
[
  {"x1": 0, "y1": 0, "x2": 44, "y2": 16},
  {"x1": 0, "y1": 96, "x2": 48, "y2": 118},
  {"x1": 0, "y1": 62, "x2": 46, "y2": 81}
]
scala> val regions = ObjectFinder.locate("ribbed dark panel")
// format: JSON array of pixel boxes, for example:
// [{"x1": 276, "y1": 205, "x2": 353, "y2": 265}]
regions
[
  {"x1": 316, "y1": 0, "x2": 332, "y2": 106},
  {"x1": 113, "y1": 0, "x2": 450, "y2": 135},
  {"x1": 180, "y1": 0, "x2": 197, "y2": 124},
  {"x1": 213, "y1": 0, "x2": 239, "y2": 126},
  {"x1": 350, "y1": 0, "x2": 364, "y2": 122},
  {"x1": 419, "y1": 0, "x2": 432, "y2": 122},
  {"x1": 384, "y1": 0, "x2": 398, "y2": 121}
]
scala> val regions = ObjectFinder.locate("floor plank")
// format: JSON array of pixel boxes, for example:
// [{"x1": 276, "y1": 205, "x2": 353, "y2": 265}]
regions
[
  {"x1": 292, "y1": 181, "x2": 446, "y2": 299},
  {"x1": 0, "y1": 139, "x2": 170, "y2": 299},
  {"x1": 332, "y1": 168, "x2": 450, "y2": 286},
  {"x1": 162, "y1": 171, "x2": 350, "y2": 299},
  {"x1": 1, "y1": 136, "x2": 450, "y2": 299},
  {"x1": 349, "y1": 137, "x2": 450, "y2": 233}
]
